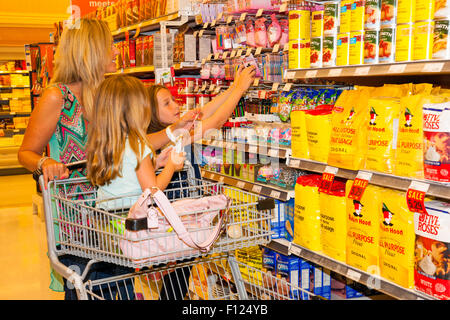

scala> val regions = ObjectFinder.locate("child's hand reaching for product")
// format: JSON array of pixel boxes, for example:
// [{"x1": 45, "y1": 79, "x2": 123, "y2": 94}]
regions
[
  {"x1": 172, "y1": 108, "x2": 202, "y2": 132},
  {"x1": 155, "y1": 147, "x2": 173, "y2": 170},
  {"x1": 234, "y1": 65, "x2": 256, "y2": 94},
  {"x1": 169, "y1": 150, "x2": 186, "y2": 171}
]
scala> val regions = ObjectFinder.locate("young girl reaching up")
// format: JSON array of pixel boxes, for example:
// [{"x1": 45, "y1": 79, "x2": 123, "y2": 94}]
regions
[{"x1": 86, "y1": 75, "x2": 185, "y2": 207}]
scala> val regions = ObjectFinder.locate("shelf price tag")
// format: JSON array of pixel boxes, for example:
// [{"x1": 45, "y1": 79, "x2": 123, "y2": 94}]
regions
[
  {"x1": 236, "y1": 181, "x2": 246, "y2": 189},
  {"x1": 270, "y1": 190, "x2": 281, "y2": 199},
  {"x1": 422, "y1": 62, "x2": 444, "y2": 73},
  {"x1": 346, "y1": 269, "x2": 362, "y2": 282},
  {"x1": 271, "y1": 82, "x2": 280, "y2": 91},
  {"x1": 252, "y1": 185, "x2": 262, "y2": 193},
  {"x1": 219, "y1": 176, "x2": 225, "y2": 183},
  {"x1": 256, "y1": 8, "x2": 264, "y2": 17},
  {"x1": 406, "y1": 181, "x2": 430, "y2": 214},
  {"x1": 305, "y1": 70, "x2": 318, "y2": 78},
  {"x1": 388, "y1": 64, "x2": 406, "y2": 74},
  {"x1": 328, "y1": 68, "x2": 342, "y2": 77},
  {"x1": 289, "y1": 158, "x2": 301, "y2": 168},
  {"x1": 318, "y1": 166, "x2": 338, "y2": 194},
  {"x1": 348, "y1": 171, "x2": 373, "y2": 201}
]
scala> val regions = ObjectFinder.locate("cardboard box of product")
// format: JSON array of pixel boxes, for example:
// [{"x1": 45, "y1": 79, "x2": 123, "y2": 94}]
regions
[{"x1": 276, "y1": 253, "x2": 300, "y2": 300}]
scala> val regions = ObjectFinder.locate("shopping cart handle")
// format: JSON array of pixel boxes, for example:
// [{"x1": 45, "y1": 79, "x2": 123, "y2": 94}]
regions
[
  {"x1": 256, "y1": 198, "x2": 275, "y2": 211},
  {"x1": 32, "y1": 160, "x2": 87, "y2": 183}
]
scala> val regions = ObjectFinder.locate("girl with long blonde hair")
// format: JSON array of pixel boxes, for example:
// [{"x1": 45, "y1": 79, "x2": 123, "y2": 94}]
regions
[{"x1": 87, "y1": 75, "x2": 185, "y2": 203}]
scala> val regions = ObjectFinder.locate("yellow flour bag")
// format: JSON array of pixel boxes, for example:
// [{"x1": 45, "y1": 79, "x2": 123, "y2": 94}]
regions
[
  {"x1": 328, "y1": 88, "x2": 371, "y2": 170},
  {"x1": 394, "y1": 93, "x2": 427, "y2": 178},
  {"x1": 319, "y1": 179, "x2": 347, "y2": 263},
  {"x1": 378, "y1": 189, "x2": 415, "y2": 289},
  {"x1": 365, "y1": 97, "x2": 402, "y2": 174},
  {"x1": 290, "y1": 110, "x2": 309, "y2": 159},
  {"x1": 346, "y1": 181, "x2": 382, "y2": 274},
  {"x1": 294, "y1": 174, "x2": 322, "y2": 253},
  {"x1": 305, "y1": 105, "x2": 333, "y2": 163}
]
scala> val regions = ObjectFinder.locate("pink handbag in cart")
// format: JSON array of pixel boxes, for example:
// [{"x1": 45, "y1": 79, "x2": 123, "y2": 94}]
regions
[{"x1": 119, "y1": 189, "x2": 230, "y2": 265}]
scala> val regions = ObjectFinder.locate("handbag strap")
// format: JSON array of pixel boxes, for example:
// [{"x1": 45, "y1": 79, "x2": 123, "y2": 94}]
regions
[{"x1": 151, "y1": 190, "x2": 229, "y2": 252}]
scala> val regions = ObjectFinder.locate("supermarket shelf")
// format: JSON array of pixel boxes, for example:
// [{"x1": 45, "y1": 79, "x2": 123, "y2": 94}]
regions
[
  {"x1": 112, "y1": 12, "x2": 193, "y2": 39},
  {"x1": 199, "y1": 139, "x2": 291, "y2": 159},
  {"x1": 285, "y1": 60, "x2": 450, "y2": 80},
  {"x1": 106, "y1": 63, "x2": 201, "y2": 77},
  {"x1": 0, "y1": 86, "x2": 30, "y2": 89},
  {"x1": 0, "y1": 112, "x2": 31, "y2": 119},
  {"x1": 0, "y1": 128, "x2": 26, "y2": 136},
  {"x1": 265, "y1": 239, "x2": 438, "y2": 301},
  {"x1": 288, "y1": 157, "x2": 450, "y2": 201},
  {"x1": 201, "y1": 169, "x2": 295, "y2": 201},
  {"x1": 0, "y1": 70, "x2": 29, "y2": 74}
]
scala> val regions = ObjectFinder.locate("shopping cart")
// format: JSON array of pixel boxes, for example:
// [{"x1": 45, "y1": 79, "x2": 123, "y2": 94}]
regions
[
  {"x1": 40, "y1": 162, "x2": 276, "y2": 299},
  {"x1": 83, "y1": 253, "x2": 320, "y2": 300}
]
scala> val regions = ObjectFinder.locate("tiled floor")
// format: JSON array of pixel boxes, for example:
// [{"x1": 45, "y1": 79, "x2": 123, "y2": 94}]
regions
[{"x1": 0, "y1": 174, "x2": 64, "y2": 300}]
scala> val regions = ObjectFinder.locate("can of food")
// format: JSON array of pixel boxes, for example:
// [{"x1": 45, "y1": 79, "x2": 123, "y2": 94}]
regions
[
  {"x1": 395, "y1": 23, "x2": 414, "y2": 61},
  {"x1": 433, "y1": 19, "x2": 450, "y2": 58},
  {"x1": 323, "y1": 35, "x2": 337, "y2": 66},
  {"x1": 364, "y1": 29, "x2": 380, "y2": 63},
  {"x1": 340, "y1": 0, "x2": 353, "y2": 33},
  {"x1": 349, "y1": 31, "x2": 365, "y2": 64},
  {"x1": 337, "y1": 33, "x2": 350, "y2": 65},
  {"x1": 323, "y1": 1, "x2": 340, "y2": 35},
  {"x1": 435, "y1": 0, "x2": 450, "y2": 19},
  {"x1": 365, "y1": 0, "x2": 382, "y2": 29},
  {"x1": 351, "y1": 0, "x2": 366, "y2": 31},
  {"x1": 379, "y1": 26, "x2": 396, "y2": 62},
  {"x1": 289, "y1": 9, "x2": 311, "y2": 41},
  {"x1": 415, "y1": 0, "x2": 435, "y2": 21},
  {"x1": 289, "y1": 39, "x2": 311, "y2": 69},
  {"x1": 381, "y1": 0, "x2": 397, "y2": 26},
  {"x1": 310, "y1": 37, "x2": 323, "y2": 67},
  {"x1": 414, "y1": 20, "x2": 435, "y2": 60},
  {"x1": 397, "y1": 0, "x2": 415, "y2": 24},
  {"x1": 311, "y1": 5, "x2": 325, "y2": 37}
]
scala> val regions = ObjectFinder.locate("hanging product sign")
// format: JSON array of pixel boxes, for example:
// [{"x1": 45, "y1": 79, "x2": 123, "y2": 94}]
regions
[
  {"x1": 318, "y1": 166, "x2": 339, "y2": 194},
  {"x1": 70, "y1": 0, "x2": 119, "y2": 17},
  {"x1": 406, "y1": 181, "x2": 430, "y2": 215},
  {"x1": 347, "y1": 171, "x2": 373, "y2": 201}
]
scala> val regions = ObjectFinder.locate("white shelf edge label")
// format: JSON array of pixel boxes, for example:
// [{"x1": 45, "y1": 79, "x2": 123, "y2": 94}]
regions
[
  {"x1": 355, "y1": 171, "x2": 373, "y2": 181},
  {"x1": 289, "y1": 244, "x2": 302, "y2": 257},
  {"x1": 388, "y1": 64, "x2": 406, "y2": 73},
  {"x1": 219, "y1": 176, "x2": 225, "y2": 183},
  {"x1": 408, "y1": 180, "x2": 430, "y2": 193},
  {"x1": 324, "y1": 165, "x2": 339, "y2": 175},
  {"x1": 285, "y1": 71, "x2": 295, "y2": 79},
  {"x1": 305, "y1": 70, "x2": 318, "y2": 78},
  {"x1": 328, "y1": 68, "x2": 342, "y2": 77},
  {"x1": 236, "y1": 181, "x2": 246, "y2": 189},
  {"x1": 346, "y1": 269, "x2": 362, "y2": 282},
  {"x1": 268, "y1": 149, "x2": 278, "y2": 157},
  {"x1": 423, "y1": 62, "x2": 444, "y2": 73},
  {"x1": 270, "y1": 190, "x2": 281, "y2": 198},
  {"x1": 210, "y1": 174, "x2": 216, "y2": 180},
  {"x1": 290, "y1": 158, "x2": 301, "y2": 167},
  {"x1": 355, "y1": 66, "x2": 370, "y2": 75},
  {"x1": 248, "y1": 145, "x2": 258, "y2": 153},
  {"x1": 252, "y1": 185, "x2": 262, "y2": 193}
]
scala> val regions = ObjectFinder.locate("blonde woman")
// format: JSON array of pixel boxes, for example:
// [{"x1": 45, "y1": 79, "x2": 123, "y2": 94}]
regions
[
  {"x1": 87, "y1": 75, "x2": 185, "y2": 204},
  {"x1": 17, "y1": 19, "x2": 136, "y2": 300}
]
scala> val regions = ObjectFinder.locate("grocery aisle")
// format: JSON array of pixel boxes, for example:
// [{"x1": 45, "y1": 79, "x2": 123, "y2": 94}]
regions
[{"x1": 0, "y1": 174, "x2": 63, "y2": 300}]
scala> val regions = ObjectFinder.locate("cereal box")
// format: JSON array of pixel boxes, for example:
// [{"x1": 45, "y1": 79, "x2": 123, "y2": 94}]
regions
[
  {"x1": 415, "y1": 0, "x2": 435, "y2": 21},
  {"x1": 340, "y1": 0, "x2": 353, "y2": 33},
  {"x1": 433, "y1": 19, "x2": 450, "y2": 59},
  {"x1": 395, "y1": 23, "x2": 414, "y2": 61},
  {"x1": 397, "y1": 0, "x2": 415, "y2": 23},
  {"x1": 413, "y1": 20, "x2": 435, "y2": 60},
  {"x1": 311, "y1": 6, "x2": 325, "y2": 37},
  {"x1": 276, "y1": 253, "x2": 301, "y2": 299},
  {"x1": 349, "y1": 31, "x2": 365, "y2": 64},
  {"x1": 351, "y1": 0, "x2": 366, "y2": 31},
  {"x1": 414, "y1": 200, "x2": 450, "y2": 300},
  {"x1": 337, "y1": 33, "x2": 350, "y2": 65}
]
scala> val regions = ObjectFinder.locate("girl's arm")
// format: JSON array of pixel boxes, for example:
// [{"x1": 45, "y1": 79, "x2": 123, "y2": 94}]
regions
[{"x1": 136, "y1": 152, "x2": 185, "y2": 192}]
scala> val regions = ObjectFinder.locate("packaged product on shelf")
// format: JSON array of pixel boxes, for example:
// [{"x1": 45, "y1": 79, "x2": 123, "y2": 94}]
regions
[
  {"x1": 350, "y1": 0, "x2": 366, "y2": 31},
  {"x1": 129, "y1": 38, "x2": 136, "y2": 67},
  {"x1": 423, "y1": 100, "x2": 450, "y2": 183},
  {"x1": 330, "y1": 271, "x2": 364, "y2": 299},
  {"x1": 308, "y1": 263, "x2": 323, "y2": 298},
  {"x1": 323, "y1": 35, "x2": 337, "y2": 66},
  {"x1": 299, "y1": 258, "x2": 313, "y2": 300},
  {"x1": 319, "y1": 179, "x2": 347, "y2": 263},
  {"x1": 378, "y1": 189, "x2": 416, "y2": 289},
  {"x1": 310, "y1": 37, "x2": 323, "y2": 67},
  {"x1": 346, "y1": 182, "x2": 383, "y2": 274},
  {"x1": 414, "y1": 200, "x2": 450, "y2": 300},
  {"x1": 246, "y1": 19, "x2": 256, "y2": 47},
  {"x1": 275, "y1": 253, "x2": 301, "y2": 299},
  {"x1": 289, "y1": 39, "x2": 311, "y2": 69},
  {"x1": 268, "y1": 14, "x2": 282, "y2": 47},
  {"x1": 364, "y1": 29, "x2": 380, "y2": 63},
  {"x1": 323, "y1": 1, "x2": 340, "y2": 35},
  {"x1": 365, "y1": 0, "x2": 382, "y2": 29},
  {"x1": 280, "y1": 18, "x2": 289, "y2": 46},
  {"x1": 277, "y1": 90, "x2": 294, "y2": 122},
  {"x1": 340, "y1": 0, "x2": 353, "y2": 33},
  {"x1": 379, "y1": 26, "x2": 396, "y2": 62},
  {"x1": 397, "y1": 0, "x2": 416, "y2": 23},
  {"x1": 413, "y1": 20, "x2": 435, "y2": 60},
  {"x1": 435, "y1": 0, "x2": 450, "y2": 18},
  {"x1": 291, "y1": 109, "x2": 309, "y2": 159},
  {"x1": 262, "y1": 247, "x2": 277, "y2": 276},
  {"x1": 365, "y1": 96, "x2": 401, "y2": 174},
  {"x1": 328, "y1": 88, "x2": 369, "y2": 170},
  {"x1": 255, "y1": 17, "x2": 269, "y2": 48},
  {"x1": 288, "y1": 8, "x2": 311, "y2": 40},
  {"x1": 272, "y1": 200, "x2": 286, "y2": 239},
  {"x1": 433, "y1": 19, "x2": 450, "y2": 59},
  {"x1": 322, "y1": 268, "x2": 332, "y2": 300},
  {"x1": 136, "y1": 37, "x2": 143, "y2": 66},
  {"x1": 395, "y1": 23, "x2": 414, "y2": 61},
  {"x1": 337, "y1": 33, "x2": 350, "y2": 66},
  {"x1": 312, "y1": 5, "x2": 325, "y2": 37},
  {"x1": 294, "y1": 174, "x2": 323, "y2": 253},
  {"x1": 285, "y1": 198, "x2": 295, "y2": 241},
  {"x1": 381, "y1": 0, "x2": 397, "y2": 26},
  {"x1": 394, "y1": 89, "x2": 432, "y2": 179},
  {"x1": 349, "y1": 31, "x2": 365, "y2": 64},
  {"x1": 415, "y1": 0, "x2": 435, "y2": 21},
  {"x1": 305, "y1": 105, "x2": 333, "y2": 163}
]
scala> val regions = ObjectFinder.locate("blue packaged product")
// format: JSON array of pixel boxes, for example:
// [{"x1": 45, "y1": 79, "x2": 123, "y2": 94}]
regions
[
  {"x1": 322, "y1": 268, "x2": 332, "y2": 300},
  {"x1": 299, "y1": 258, "x2": 312, "y2": 300},
  {"x1": 262, "y1": 247, "x2": 277, "y2": 275},
  {"x1": 284, "y1": 198, "x2": 295, "y2": 242},
  {"x1": 276, "y1": 253, "x2": 300, "y2": 299},
  {"x1": 311, "y1": 264, "x2": 323, "y2": 298}
]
